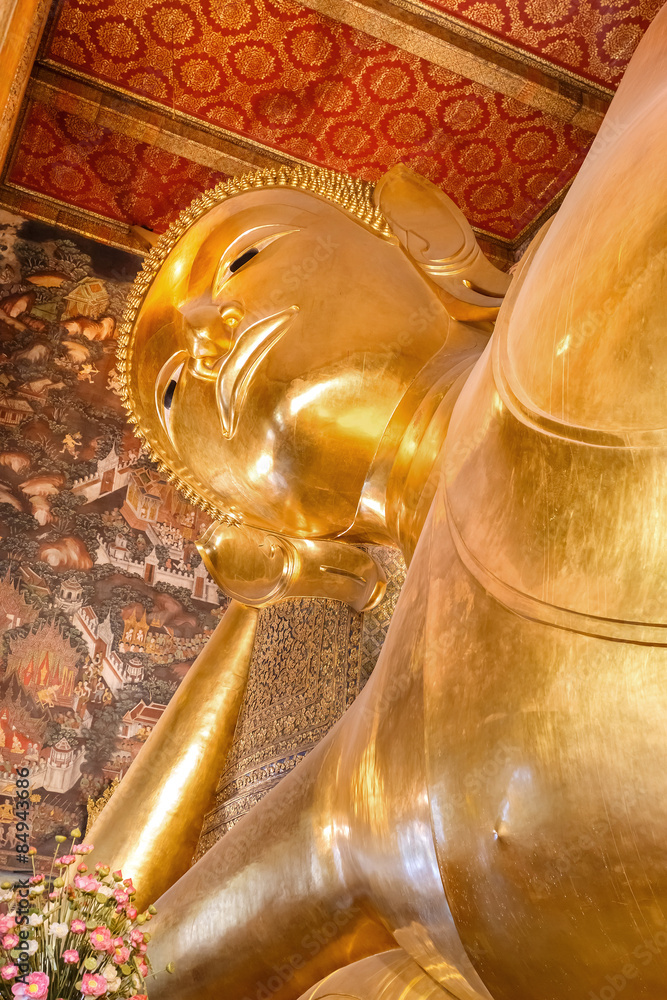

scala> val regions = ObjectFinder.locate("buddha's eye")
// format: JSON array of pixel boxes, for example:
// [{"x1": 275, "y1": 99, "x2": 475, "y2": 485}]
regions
[
  {"x1": 229, "y1": 248, "x2": 259, "y2": 274},
  {"x1": 156, "y1": 357, "x2": 185, "y2": 440},
  {"x1": 214, "y1": 228, "x2": 297, "y2": 299},
  {"x1": 163, "y1": 377, "x2": 178, "y2": 411}
]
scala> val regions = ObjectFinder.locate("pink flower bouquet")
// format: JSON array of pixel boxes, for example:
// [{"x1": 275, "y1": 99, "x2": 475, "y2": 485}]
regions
[{"x1": 0, "y1": 830, "x2": 169, "y2": 1000}]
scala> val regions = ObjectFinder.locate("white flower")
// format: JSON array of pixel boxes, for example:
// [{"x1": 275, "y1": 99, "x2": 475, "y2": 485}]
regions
[
  {"x1": 29, "y1": 885, "x2": 45, "y2": 896},
  {"x1": 28, "y1": 914, "x2": 43, "y2": 926},
  {"x1": 25, "y1": 940, "x2": 38, "y2": 955},
  {"x1": 48, "y1": 921, "x2": 69, "y2": 939},
  {"x1": 104, "y1": 969, "x2": 122, "y2": 991},
  {"x1": 0, "y1": 889, "x2": 13, "y2": 902},
  {"x1": 96, "y1": 885, "x2": 114, "y2": 898}
]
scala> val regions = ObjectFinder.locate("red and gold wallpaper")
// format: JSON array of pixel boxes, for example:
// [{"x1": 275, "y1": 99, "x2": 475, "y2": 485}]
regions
[
  {"x1": 10, "y1": 101, "x2": 227, "y2": 233},
  {"x1": 33, "y1": 0, "x2": 598, "y2": 240},
  {"x1": 422, "y1": 0, "x2": 663, "y2": 88}
]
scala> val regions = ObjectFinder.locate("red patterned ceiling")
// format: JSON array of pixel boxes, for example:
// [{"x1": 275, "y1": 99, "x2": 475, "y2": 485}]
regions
[
  {"x1": 9, "y1": 100, "x2": 226, "y2": 232},
  {"x1": 26, "y1": 0, "x2": 596, "y2": 241},
  {"x1": 421, "y1": 0, "x2": 662, "y2": 88}
]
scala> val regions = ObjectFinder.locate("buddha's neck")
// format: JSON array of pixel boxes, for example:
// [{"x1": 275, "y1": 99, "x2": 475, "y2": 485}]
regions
[{"x1": 350, "y1": 337, "x2": 485, "y2": 564}]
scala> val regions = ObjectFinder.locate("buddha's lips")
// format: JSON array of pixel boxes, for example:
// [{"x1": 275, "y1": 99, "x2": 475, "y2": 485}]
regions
[{"x1": 215, "y1": 305, "x2": 298, "y2": 439}]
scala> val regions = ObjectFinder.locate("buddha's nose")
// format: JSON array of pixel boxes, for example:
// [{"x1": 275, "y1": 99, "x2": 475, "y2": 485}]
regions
[{"x1": 179, "y1": 297, "x2": 244, "y2": 379}]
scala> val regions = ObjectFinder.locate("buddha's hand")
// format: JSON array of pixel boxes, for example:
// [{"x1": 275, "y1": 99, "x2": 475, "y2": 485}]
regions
[{"x1": 197, "y1": 520, "x2": 386, "y2": 612}]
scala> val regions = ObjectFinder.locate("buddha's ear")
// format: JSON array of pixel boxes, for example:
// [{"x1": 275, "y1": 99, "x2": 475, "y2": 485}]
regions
[{"x1": 374, "y1": 164, "x2": 511, "y2": 320}]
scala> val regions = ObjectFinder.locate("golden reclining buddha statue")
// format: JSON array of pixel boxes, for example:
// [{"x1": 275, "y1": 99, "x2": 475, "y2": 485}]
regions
[{"x1": 89, "y1": 11, "x2": 667, "y2": 998}]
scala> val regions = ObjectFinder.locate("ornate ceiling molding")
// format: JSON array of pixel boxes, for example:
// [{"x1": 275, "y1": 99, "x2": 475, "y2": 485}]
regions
[
  {"x1": 7, "y1": 0, "x2": 651, "y2": 265},
  {"x1": 34, "y1": 61, "x2": 313, "y2": 172},
  {"x1": 0, "y1": 63, "x2": 532, "y2": 267},
  {"x1": 0, "y1": 181, "x2": 147, "y2": 255},
  {"x1": 297, "y1": 0, "x2": 610, "y2": 132},
  {"x1": 379, "y1": 0, "x2": 616, "y2": 94},
  {"x1": 0, "y1": 0, "x2": 51, "y2": 165},
  {"x1": 29, "y1": 64, "x2": 298, "y2": 176},
  {"x1": 4, "y1": 63, "x2": 548, "y2": 265}
]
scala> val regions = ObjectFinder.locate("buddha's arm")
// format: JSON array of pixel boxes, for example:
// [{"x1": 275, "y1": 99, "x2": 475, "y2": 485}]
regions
[
  {"x1": 86, "y1": 601, "x2": 258, "y2": 909},
  {"x1": 86, "y1": 534, "x2": 386, "y2": 911},
  {"x1": 145, "y1": 518, "x2": 491, "y2": 1000}
]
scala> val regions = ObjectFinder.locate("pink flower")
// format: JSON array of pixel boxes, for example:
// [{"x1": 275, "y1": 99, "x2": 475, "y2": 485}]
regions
[
  {"x1": 113, "y1": 888, "x2": 129, "y2": 905},
  {"x1": 110, "y1": 937, "x2": 123, "y2": 949},
  {"x1": 75, "y1": 843, "x2": 94, "y2": 855},
  {"x1": 57, "y1": 855, "x2": 76, "y2": 866},
  {"x1": 28, "y1": 875, "x2": 43, "y2": 885},
  {"x1": 62, "y1": 949, "x2": 79, "y2": 964},
  {"x1": 129, "y1": 996, "x2": 147, "y2": 1000},
  {"x1": 113, "y1": 945, "x2": 130, "y2": 964},
  {"x1": 1, "y1": 964, "x2": 18, "y2": 980},
  {"x1": 137, "y1": 942, "x2": 147, "y2": 955},
  {"x1": 81, "y1": 973, "x2": 107, "y2": 996},
  {"x1": 0, "y1": 916, "x2": 15, "y2": 935},
  {"x1": 11, "y1": 971, "x2": 49, "y2": 998},
  {"x1": 129, "y1": 929, "x2": 144, "y2": 945},
  {"x1": 74, "y1": 875, "x2": 101, "y2": 893},
  {"x1": 137, "y1": 959, "x2": 148, "y2": 977},
  {"x1": 2, "y1": 934, "x2": 19, "y2": 949},
  {"x1": 111, "y1": 870, "x2": 122, "y2": 880},
  {"x1": 89, "y1": 926, "x2": 111, "y2": 951},
  {"x1": 76, "y1": 863, "x2": 87, "y2": 873},
  {"x1": 126, "y1": 906, "x2": 137, "y2": 920},
  {"x1": 70, "y1": 919, "x2": 86, "y2": 934}
]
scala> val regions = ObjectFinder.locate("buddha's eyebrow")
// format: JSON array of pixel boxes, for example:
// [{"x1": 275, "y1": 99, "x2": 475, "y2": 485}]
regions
[
  {"x1": 220, "y1": 224, "x2": 299, "y2": 267},
  {"x1": 213, "y1": 226, "x2": 299, "y2": 299},
  {"x1": 220, "y1": 225, "x2": 281, "y2": 263}
]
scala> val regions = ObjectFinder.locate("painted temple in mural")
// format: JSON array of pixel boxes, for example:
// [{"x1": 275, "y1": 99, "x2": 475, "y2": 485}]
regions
[{"x1": 0, "y1": 213, "x2": 225, "y2": 866}]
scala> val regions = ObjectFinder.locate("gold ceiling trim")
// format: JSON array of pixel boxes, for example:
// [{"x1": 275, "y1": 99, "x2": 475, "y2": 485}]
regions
[
  {"x1": 38, "y1": 60, "x2": 311, "y2": 171},
  {"x1": 0, "y1": 172, "x2": 530, "y2": 276},
  {"x1": 387, "y1": 0, "x2": 614, "y2": 97},
  {"x1": 0, "y1": 0, "x2": 50, "y2": 169},
  {"x1": 297, "y1": 0, "x2": 609, "y2": 131},
  {"x1": 30, "y1": 65, "x2": 294, "y2": 177},
  {"x1": 0, "y1": 182, "x2": 146, "y2": 256},
  {"x1": 18, "y1": 65, "x2": 575, "y2": 254},
  {"x1": 28, "y1": 76, "x2": 256, "y2": 177},
  {"x1": 509, "y1": 179, "x2": 572, "y2": 251}
]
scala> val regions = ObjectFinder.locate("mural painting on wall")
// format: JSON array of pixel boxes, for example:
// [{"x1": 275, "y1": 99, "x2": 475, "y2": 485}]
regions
[{"x1": 0, "y1": 211, "x2": 225, "y2": 868}]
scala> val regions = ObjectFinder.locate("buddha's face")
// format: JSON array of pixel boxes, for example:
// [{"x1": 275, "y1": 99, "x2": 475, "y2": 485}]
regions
[{"x1": 128, "y1": 186, "x2": 451, "y2": 538}]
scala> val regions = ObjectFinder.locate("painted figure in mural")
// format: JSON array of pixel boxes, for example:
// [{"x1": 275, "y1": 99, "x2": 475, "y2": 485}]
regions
[{"x1": 106, "y1": 12, "x2": 667, "y2": 1000}]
